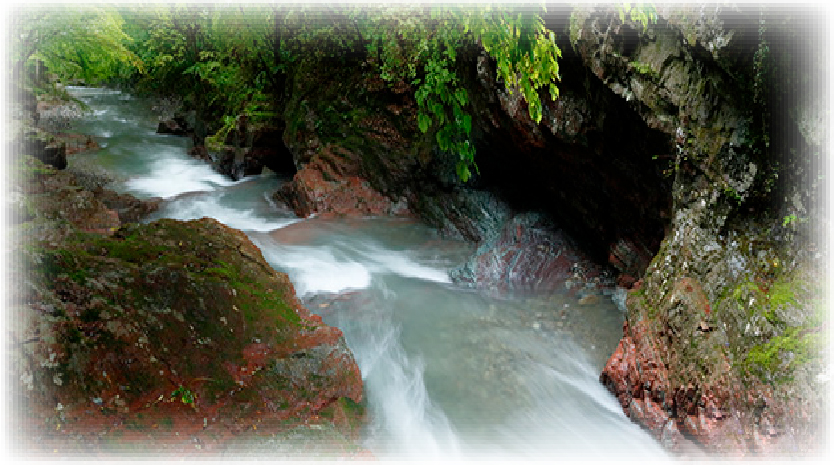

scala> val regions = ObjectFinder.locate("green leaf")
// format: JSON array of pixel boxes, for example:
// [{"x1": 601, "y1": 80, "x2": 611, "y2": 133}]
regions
[
  {"x1": 454, "y1": 87, "x2": 468, "y2": 106},
  {"x1": 549, "y1": 83, "x2": 559, "y2": 101},
  {"x1": 456, "y1": 160, "x2": 471, "y2": 182},
  {"x1": 529, "y1": 100, "x2": 542, "y2": 123},
  {"x1": 418, "y1": 113, "x2": 431, "y2": 133}
]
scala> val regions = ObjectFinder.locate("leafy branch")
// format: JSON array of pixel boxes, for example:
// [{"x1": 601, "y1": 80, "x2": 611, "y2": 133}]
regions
[{"x1": 356, "y1": 5, "x2": 562, "y2": 181}]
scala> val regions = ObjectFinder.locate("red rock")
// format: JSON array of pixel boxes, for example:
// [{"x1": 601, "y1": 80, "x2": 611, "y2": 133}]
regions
[
  {"x1": 608, "y1": 237, "x2": 654, "y2": 278},
  {"x1": 11, "y1": 163, "x2": 366, "y2": 456},
  {"x1": 452, "y1": 213, "x2": 615, "y2": 292},
  {"x1": 617, "y1": 273, "x2": 637, "y2": 288},
  {"x1": 276, "y1": 144, "x2": 411, "y2": 218}
]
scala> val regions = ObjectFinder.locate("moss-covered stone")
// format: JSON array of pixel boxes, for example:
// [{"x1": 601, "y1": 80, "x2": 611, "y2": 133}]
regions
[{"x1": 7, "y1": 155, "x2": 364, "y2": 456}]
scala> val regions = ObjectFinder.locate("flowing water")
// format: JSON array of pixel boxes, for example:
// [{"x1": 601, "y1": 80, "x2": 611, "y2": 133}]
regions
[{"x1": 66, "y1": 87, "x2": 669, "y2": 461}]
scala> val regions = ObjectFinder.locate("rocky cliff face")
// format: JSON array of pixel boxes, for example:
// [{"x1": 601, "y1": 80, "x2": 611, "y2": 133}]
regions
[
  {"x1": 6, "y1": 156, "x2": 366, "y2": 457},
  {"x1": 570, "y1": 5, "x2": 827, "y2": 457}
]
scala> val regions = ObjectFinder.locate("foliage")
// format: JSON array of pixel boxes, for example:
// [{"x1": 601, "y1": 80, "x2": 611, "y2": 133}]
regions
[
  {"x1": 12, "y1": 5, "x2": 562, "y2": 182},
  {"x1": 118, "y1": 5, "x2": 287, "y2": 128},
  {"x1": 9, "y1": 6, "x2": 142, "y2": 87},
  {"x1": 353, "y1": 4, "x2": 562, "y2": 181},
  {"x1": 616, "y1": 2, "x2": 658, "y2": 33},
  {"x1": 171, "y1": 385, "x2": 196, "y2": 406},
  {"x1": 781, "y1": 213, "x2": 806, "y2": 229}
]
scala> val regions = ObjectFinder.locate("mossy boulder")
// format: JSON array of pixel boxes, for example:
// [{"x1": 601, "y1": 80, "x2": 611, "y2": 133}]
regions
[
  {"x1": 601, "y1": 209, "x2": 826, "y2": 457},
  {"x1": 7, "y1": 156, "x2": 364, "y2": 456}
]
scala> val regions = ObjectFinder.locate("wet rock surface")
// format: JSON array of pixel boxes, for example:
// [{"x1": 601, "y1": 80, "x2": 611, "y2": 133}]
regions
[
  {"x1": 6, "y1": 156, "x2": 365, "y2": 458},
  {"x1": 274, "y1": 144, "x2": 411, "y2": 218},
  {"x1": 450, "y1": 212, "x2": 614, "y2": 295},
  {"x1": 569, "y1": 5, "x2": 828, "y2": 458}
]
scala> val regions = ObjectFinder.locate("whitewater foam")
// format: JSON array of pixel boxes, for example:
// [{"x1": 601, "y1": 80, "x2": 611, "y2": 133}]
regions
[{"x1": 125, "y1": 156, "x2": 240, "y2": 198}]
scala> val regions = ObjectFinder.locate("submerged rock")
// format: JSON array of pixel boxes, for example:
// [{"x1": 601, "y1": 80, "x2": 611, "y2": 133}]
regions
[
  {"x1": 7, "y1": 156, "x2": 365, "y2": 456},
  {"x1": 450, "y1": 212, "x2": 614, "y2": 295}
]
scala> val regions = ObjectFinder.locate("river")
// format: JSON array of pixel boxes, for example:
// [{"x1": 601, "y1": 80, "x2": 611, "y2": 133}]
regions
[{"x1": 65, "y1": 86, "x2": 669, "y2": 461}]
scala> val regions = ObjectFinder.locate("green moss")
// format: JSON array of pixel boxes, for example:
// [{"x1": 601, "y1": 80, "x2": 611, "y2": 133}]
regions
[
  {"x1": 15, "y1": 154, "x2": 58, "y2": 178},
  {"x1": 205, "y1": 116, "x2": 237, "y2": 152},
  {"x1": 718, "y1": 258, "x2": 826, "y2": 387},
  {"x1": 767, "y1": 280, "x2": 801, "y2": 311},
  {"x1": 318, "y1": 395, "x2": 365, "y2": 431},
  {"x1": 205, "y1": 374, "x2": 238, "y2": 405},
  {"x1": 203, "y1": 260, "x2": 236, "y2": 280},
  {"x1": 91, "y1": 238, "x2": 169, "y2": 264},
  {"x1": 745, "y1": 327, "x2": 823, "y2": 385},
  {"x1": 629, "y1": 60, "x2": 657, "y2": 78}
]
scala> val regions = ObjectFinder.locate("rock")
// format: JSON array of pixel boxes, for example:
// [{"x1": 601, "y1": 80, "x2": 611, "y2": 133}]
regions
[
  {"x1": 608, "y1": 237, "x2": 654, "y2": 280},
  {"x1": 187, "y1": 144, "x2": 212, "y2": 163},
  {"x1": 93, "y1": 186, "x2": 162, "y2": 225},
  {"x1": 450, "y1": 212, "x2": 614, "y2": 293},
  {"x1": 13, "y1": 156, "x2": 120, "y2": 235},
  {"x1": 601, "y1": 235, "x2": 826, "y2": 457},
  {"x1": 206, "y1": 117, "x2": 296, "y2": 180},
  {"x1": 274, "y1": 144, "x2": 411, "y2": 218},
  {"x1": 7, "y1": 155, "x2": 365, "y2": 455},
  {"x1": 560, "y1": 5, "x2": 828, "y2": 458},
  {"x1": 14, "y1": 131, "x2": 68, "y2": 169},
  {"x1": 156, "y1": 117, "x2": 190, "y2": 136},
  {"x1": 616, "y1": 274, "x2": 638, "y2": 289},
  {"x1": 410, "y1": 187, "x2": 513, "y2": 243},
  {"x1": 53, "y1": 132, "x2": 100, "y2": 155}
]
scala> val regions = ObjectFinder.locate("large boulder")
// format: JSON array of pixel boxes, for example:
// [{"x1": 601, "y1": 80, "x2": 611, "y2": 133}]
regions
[
  {"x1": 274, "y1": 144, "x2": 410, "y2": 218},
  {"x1": 7, "y1": 156, "x2": 365, "y2": 456},
  {"x1": 203, "y1": 115, "x2": 297, "y2": 181},
  {"x1": 272, "y1": 57, "x2": 434, "y2": 218}
]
